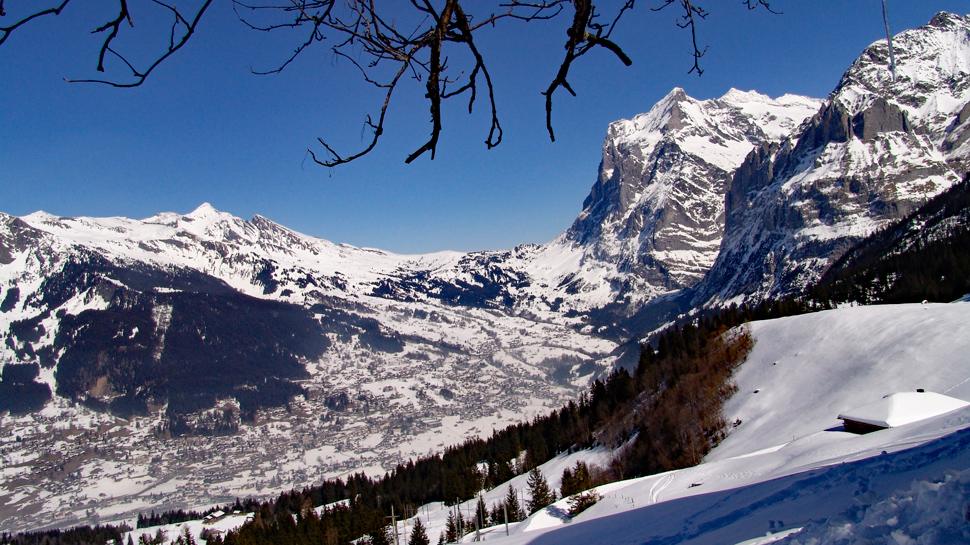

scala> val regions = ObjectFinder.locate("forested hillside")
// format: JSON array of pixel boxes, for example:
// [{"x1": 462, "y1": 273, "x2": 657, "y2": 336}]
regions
[{"x1": 810, "y1": 174, "x2": 970, "y2": 305}]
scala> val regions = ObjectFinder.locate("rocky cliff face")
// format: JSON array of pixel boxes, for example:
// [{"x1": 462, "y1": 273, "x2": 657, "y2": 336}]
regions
[
  {"x1": 695, "y1": 12, "x2": 970, "y2": 305},
  {"x1": 544, "y1": 88, "x2": 820, "y2": 310}
]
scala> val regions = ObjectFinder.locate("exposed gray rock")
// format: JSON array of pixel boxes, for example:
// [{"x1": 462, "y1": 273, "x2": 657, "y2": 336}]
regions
[
  {"x1": 852, "y1": 97, "x2": 911, "y2": 141},
  {"x1": 695, "y1": 13, "x2": 970, "y2": 306},
  {"x1": 559, "y1": 87, "x2": 820, "y2": 307}
]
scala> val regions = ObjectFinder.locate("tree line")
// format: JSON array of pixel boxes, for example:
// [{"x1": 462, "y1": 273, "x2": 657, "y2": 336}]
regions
[{"x1": 809, "y1": 174, "x2": 970, "y2": 306}]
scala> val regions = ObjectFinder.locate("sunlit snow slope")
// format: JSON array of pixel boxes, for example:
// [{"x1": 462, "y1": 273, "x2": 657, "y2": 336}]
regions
[{"x1": 405, "y1": 300, "x2": 970, "y2": 545}]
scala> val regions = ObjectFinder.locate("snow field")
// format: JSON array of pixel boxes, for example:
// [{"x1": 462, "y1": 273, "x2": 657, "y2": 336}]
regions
[{"x1": 425, "y1": 300, "x2": 970, "y2": 544}]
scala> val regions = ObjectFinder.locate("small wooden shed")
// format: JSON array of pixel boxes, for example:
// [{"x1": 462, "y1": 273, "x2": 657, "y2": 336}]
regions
[{"x1": 838, "y1": 390, "x2": 970, "y2": 434}]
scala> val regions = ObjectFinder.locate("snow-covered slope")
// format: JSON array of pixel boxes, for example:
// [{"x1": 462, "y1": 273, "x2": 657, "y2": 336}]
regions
[
  {"x1": 711, "y1": 302, "x2": 970, "y2": 461},
  {"x1": 120, "y1": 300, "x2": 970, "y2": 545},
  {"x1": 696, "y1": 12, "x2": 970, "y2": 305},
  {"x1": 387, "y1": 300, "x2": 970, "y2": 545}
]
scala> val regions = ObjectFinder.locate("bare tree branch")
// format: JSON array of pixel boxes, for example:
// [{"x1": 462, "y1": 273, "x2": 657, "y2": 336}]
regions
[
  {"x1": 65, "y1": 0, "x2": 214, "y2": 87},
  {"x1": 2, "y1": 1, "x2": 782, "y2": 167},
  {"x1": 745, "y1": 0, "x2": 780, "y2": 15},
  {"x1": 542, "y1": 0, "x2": 634, "y2": 141},
  {"x1": 653, "y1": 0, "x2": 707, "y2": 75},
  {"x1": 0, "y1": 0, "x2": 72, "y2": 47}
]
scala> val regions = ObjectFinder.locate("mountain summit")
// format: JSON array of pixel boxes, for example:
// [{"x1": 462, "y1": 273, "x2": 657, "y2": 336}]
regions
[
  {"x1": 695, "y1": 12, "x2": 970, "y2": 305},
  {"x1": 556, "y1": 87, "x2": 820, "y2": 307}
]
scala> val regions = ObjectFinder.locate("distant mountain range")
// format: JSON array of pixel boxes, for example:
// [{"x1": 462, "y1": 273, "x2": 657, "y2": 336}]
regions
[{"x1": 1, "y1": 11, "x2": 969, "y2": 535}]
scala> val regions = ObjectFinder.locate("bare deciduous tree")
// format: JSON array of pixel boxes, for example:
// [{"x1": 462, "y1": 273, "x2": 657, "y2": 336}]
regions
[{"x1": 0, "y1": 1, "x2": 777, "y2": 166}]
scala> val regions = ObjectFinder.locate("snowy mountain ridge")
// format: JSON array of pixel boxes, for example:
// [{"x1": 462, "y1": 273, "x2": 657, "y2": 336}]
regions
[
  {"x1": 3, "y1": 11, "x2": 970, "y2": 537},
  {"x1": 695, "y1": 11, "x2": 970, "y2": 306},
  {"x1": 557, "y1": 87, "x2": 821, "y2": 307}
]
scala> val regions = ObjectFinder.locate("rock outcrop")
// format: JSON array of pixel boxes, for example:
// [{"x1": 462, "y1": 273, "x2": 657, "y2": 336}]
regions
[{"x1": 695, "y1": 12, "x2": 970, "y2": 305}]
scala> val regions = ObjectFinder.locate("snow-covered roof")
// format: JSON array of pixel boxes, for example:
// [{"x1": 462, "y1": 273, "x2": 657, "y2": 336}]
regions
[{"x1": 838, "y1": 391, "x2": 970, "y2": 429}]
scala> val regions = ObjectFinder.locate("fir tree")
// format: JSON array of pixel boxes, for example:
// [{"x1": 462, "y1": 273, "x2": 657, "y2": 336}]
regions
[
  {"x1": 408, "y1": 518, "x2": 430, "y2": 545},
  {"x1": 526, "y1": 467, "x2": 554, "y2": 514},
  {"x1": 504, "y1": 484, "x2": 524, "y2": 522},
  {"x1": 488, "y1": 502, "x2": 503, "y2": 527},
  {"x1": 368, "y1": 525, "x2": 391, "y2": 545},
  {"x1": 560, "y1": 461, "x2": 592, "y2": 497},
  {"x1": 475, "y1": 495, "x2": 488, "y2": 529},
  {"x1": 444, "y1": 511, "x2": 458, "y2": 543},
  {"x1": 560, "y1": 466, "x2": 574, "y2": 497}
]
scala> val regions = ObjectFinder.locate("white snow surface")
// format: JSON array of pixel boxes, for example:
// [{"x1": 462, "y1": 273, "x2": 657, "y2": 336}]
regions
[
  {"x1": 837, "y1": 391, "x2": 970, "y2": 429},
  {"x1": 367, "y1": 300, "x2": 970, "y2": 545}
]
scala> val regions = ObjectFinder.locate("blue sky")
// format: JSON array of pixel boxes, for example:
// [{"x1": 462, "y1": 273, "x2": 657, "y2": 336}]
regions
[{"x1": 1, "y1": 1, "x2": 966, "y2": 254}]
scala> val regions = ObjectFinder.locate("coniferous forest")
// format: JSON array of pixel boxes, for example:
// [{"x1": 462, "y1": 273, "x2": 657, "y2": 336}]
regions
[{"x1": 809, "y1": 174, "x2": 970, "y2": 306}]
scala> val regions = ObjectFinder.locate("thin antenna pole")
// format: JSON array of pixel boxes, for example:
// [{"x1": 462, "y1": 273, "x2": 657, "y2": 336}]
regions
[
  {"x1": 503, "y1": 503, "x2": 509, "y2": 536},
  {"x1": 882, "y1": 0, "x2": 897, "y2": 80}
]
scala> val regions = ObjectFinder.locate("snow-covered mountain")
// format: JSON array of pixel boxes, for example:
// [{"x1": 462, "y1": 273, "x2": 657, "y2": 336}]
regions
[
  {"x1": 0, "y1": 204, "x2": 620, "y2": 418},
  {"x1": 3, "y1": 11, "x2": 970, "y2": 535},
  {"x1": 494, "y1": 89, "x2": 822, "y2": 340},
  {"x1": 695, "y1": 12, "x2": 970, "y2": 305},
  {"x1": 0, "y1": 206, "x2": 620, "y2": 533},
  {"x1": 560, "y1": 88, "x2": 819, "y2": 302}
]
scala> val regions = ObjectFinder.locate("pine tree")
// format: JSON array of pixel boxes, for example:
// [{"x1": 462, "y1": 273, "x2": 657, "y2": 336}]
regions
[
  {"x1": 475, "y1": 495, "x2": 488, "y2": 529},
  {"x1": 561, "y1": 461, "x2": 592, "y2": 497},
  {"x1": 408, "y1": 518, "x2": 430, "y2": 545},
  {"x1": 368, "y1": 525, "x2": 391, "y2": 545},
  {"x1": 444, "y1": 511, "x2": 458, "y2": 543},
  {"x1": 488, "y1": 502, "x2": 504, "y2": 527},
  {"x1": 526, "y1": 467, "x2": 554, "y2": 514},
  {"x1": 560, "y1": 466, "x2": 575, "y2": 498},
  {"x1": 504, "y1": 484, "x2": 524, "y2": 522}
]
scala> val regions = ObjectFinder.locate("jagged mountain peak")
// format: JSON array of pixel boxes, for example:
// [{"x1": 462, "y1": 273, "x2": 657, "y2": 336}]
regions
[
  {"x1": 607, "y1": 88, "x2": 820, "y2": 158},
  {"x1": 832, "y1": 12, "x2": 970, "y2": 132},
  {"x1": 184, "y1": 202, "x2": 221, "y2": 218},
  {"x1": 20, "y1": 210, "x2": 66, "y2": 226},
  {"x1": 695, "y1": 12, "x2": 970, "y2": 306},
  {"x1": 558, "y1": 86, "x2": 821, "y2": 307}
]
